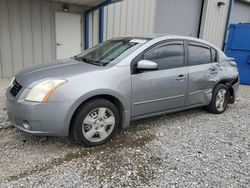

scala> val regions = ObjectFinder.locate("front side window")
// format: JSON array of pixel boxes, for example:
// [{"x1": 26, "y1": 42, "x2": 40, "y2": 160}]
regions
[
  {"x1": 143, "y1": 42, "x2": 185, "y2": 70},
  {"x1": 75, "y1": 38, "x2": 149, "y2": 66},
  {"x1": 188, "y1": 43, "x2": 212, "y2": 65}
]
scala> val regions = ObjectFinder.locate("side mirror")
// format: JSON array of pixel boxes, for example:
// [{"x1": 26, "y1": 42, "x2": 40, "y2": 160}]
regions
[{"x1": 136, "y1": 60, "x2": 158, "y2": 71}]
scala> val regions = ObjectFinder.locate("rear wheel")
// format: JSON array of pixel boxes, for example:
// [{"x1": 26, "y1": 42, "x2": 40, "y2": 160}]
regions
[
  {"x1": 72, "y1": 99, "x2": 119, "y2": 147},
  {"x1": 206, "y1": 84, "x2": 229, "y2": 114}
]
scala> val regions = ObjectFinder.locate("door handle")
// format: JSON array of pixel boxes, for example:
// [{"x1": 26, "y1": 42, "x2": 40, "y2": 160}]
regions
[
  {"x1": 57, "y1": 43, "x2": 63, "y2": 46},
  {"x1": 176, "y1": 74, "x2": 186, "y2": 81}
]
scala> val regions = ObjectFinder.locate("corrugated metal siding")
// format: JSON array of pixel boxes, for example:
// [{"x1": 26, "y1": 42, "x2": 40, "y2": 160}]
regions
[
  {"x1": 88, "y1": 9, "x2": 100, "y2": 48},
  {"x1": 0, "y1": 0, "x2": 14, "y2": 78},
  {"x1": 70, "y1": 0, "x2": 156, "y2": 48},
  {"x1": 199, "y1": 0, "x2": 230, "y2": 48},
  {"x1": 103, "y1": 0, "x2": 156, "y2": 40},
  {"x1": 154, "y1": 0, "x2": 203, "y2": 37},
  {"x1": 0, "y1": 0, "x2": 85, "y2": 78},
  {"x1": 231, "y1": 0, "x2": 250, "y2": 24}
]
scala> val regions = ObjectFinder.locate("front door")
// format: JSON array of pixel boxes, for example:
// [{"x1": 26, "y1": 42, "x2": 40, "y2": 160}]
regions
[
  {"x1": 131, "y1": 41, "x2": 188, "y2": 118},
  {"x1": 55, "y1": 12, "x2": 81, "y2": 59}
]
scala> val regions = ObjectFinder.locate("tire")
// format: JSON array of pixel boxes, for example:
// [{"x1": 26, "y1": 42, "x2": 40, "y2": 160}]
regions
[
  {"x1": 206, "y1": 84, "x2": 229, "y2": 114},
  {"x1": 72, "y1": 98, "x2": 119, "y2": 147}
]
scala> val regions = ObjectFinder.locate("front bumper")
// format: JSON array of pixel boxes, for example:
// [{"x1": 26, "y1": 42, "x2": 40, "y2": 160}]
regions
[{"x1": 5, "y1": 87, "x2": 73, "y2": 136}]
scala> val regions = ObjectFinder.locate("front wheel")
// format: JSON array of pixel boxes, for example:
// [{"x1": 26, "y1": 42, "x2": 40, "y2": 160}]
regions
[
  {"x1": 72, "y1": 99, "x2": 119, "y2": 147},
  {"x1": 206, "y1": 84, "x2": 229, "y2": 114}
]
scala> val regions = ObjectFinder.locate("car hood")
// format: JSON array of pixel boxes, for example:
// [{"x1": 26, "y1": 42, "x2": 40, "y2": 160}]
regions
[{"x1": 15, "y1": 58, "x2": 102, "y2": 87}]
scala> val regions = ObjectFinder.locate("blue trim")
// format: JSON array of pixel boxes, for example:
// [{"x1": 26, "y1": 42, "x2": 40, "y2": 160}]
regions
[
  {"x1": 84, "y1": 13, "x2": 89, "y2": 49},
  {"x1": 84, "y1": 0, "x2": 121, "y2": 49},
  {"x1": 223, "y1": 0, "x2": 234, "y2": 50},
  {"x1": 86, "y1": 0, "x2": 121, "y2": 13},
  {"x1": 99, "y1": 7, "x2": 104, "y2": 43}
]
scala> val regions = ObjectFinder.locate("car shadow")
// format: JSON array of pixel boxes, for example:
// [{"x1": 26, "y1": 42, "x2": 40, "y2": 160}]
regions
[{"x1": 9, "y1": 107, "x2": 208, "y2": 148}]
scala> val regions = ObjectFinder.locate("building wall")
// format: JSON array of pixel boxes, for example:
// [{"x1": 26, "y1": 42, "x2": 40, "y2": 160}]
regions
[
  {"x1": 199, "y1": 0, "x2": 230, "y2": 49},
  {"x1": 97, "y1": 0, "x2": 230, "y2": 49},
  {"x1": 103, "y1": 0, "x2": 156, "y2": 41},
  {"x1": 88, "y1": 9, "x2": 100, "y2": 48},
  {"x1": 231, "y1": 0, "x2": 250, "y2": 24},
  {"x1": 154, "y1": 0, "x2": 203, "y2": 37},
  {"x1": 0, "y1": 0, "x2": 85, "y2": 78},
  {"x1": 88, "y1": 0, "x2": 156, "y2": 48},
  {"x1": 1, "y1": 0, "x2": 249, "y2": 79}
]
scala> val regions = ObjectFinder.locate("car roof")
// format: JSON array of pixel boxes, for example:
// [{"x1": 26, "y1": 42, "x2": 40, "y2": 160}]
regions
[
  {"x1": 114, "y1": 34, "x2": 217, "y2": 45},
  {"x1": 112, "y1": 34, "x2": 228, "y2": 66},
  {"x1": 116, "y1": 34, "x2": 224, "y2": 54},
  {"x1": 117, "y1": 34, "x2": 214, "y2": 46}
]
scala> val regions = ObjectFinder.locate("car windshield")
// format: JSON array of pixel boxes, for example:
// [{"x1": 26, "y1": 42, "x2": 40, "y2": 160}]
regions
[{"x1": 73, "y1": 38, "x2": 149, "y2": 66}]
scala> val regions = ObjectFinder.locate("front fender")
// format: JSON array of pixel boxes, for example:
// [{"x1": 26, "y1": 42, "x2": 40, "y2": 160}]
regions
[{"x1": 61, "y1": 89, "x2": 131, "y2": 136}]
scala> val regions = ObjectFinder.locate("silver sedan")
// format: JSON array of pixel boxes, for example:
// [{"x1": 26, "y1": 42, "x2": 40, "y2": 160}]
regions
[{"x1": 6, "y1": 35, "x2": 239, "y2": 147}]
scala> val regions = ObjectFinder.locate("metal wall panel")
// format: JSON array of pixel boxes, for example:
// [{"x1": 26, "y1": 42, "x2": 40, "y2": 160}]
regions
[
  {"x1": 199, "y1": 0, "x2": 230, "y2": 48},
  {"x1": 92, "y1": 10, "x2": 100, "y2": 46},
  {"x1": 20, "y1": 0, "x2": 34, "y2": 69},
  {"x1": 154, "y1": 0, "x2": 203, "y2": 37},
  {"x1": 87, "y1": 0, "x2": 156, "y2": 47},
  {"x1": 31, "y1": 0, "x2": 44, "y2": 66},
  {"x1": 9, "y1": 0, "x2": 24, "y2": 74},
  {"x1": 0, "y1": 37, "x2": 2, "y2": 78},
  {"x1": 89, "y1": 12, "x2": 94, "y2": 48},
  {"x1": 102, "y1": 0, "x2": 156, "y2": 40},
  {"x1": 0, "y1": 0, "x2": 85, "y2": 78},
  {"x1": 42, "y1": 1, "x2": 53, "y2": 63},
  {"x1": 113, "y1": 2, "x2": 121, "y2": 37},
  {"x1": 105, "y1": 3, "x2": 114, "y2": 40},
  {"x1": 231, "y1": 0, "x2": 250, "y2": 24},
  {"x1": 0, "y1": 0, "x2": 14, "y2": 78}
]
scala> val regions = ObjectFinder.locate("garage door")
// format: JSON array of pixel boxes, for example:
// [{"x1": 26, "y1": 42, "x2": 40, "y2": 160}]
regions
[
  {"x1": 231, "y1": 0, "x2": 250, "y2": 24},
  {"x1": 154, "y1": 0, "x2": 203, "y2": 37}
]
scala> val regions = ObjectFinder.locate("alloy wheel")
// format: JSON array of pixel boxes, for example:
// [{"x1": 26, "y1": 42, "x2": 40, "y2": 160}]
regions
[
  {"x1": 82, "y1": 107, "x2": 115, "y2": 143},
  {"x1": 216, "y1": 89, "x2": 227, "y2": 112}
]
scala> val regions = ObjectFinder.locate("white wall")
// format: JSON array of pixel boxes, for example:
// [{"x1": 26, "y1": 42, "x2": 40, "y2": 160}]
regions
[
  {"x1": 231, "y1": 0, "x2": 250, "y2": 24},
  {"x1": 88, "y1": 0, "x2": 156, "y2": 48},
  {"x1": 88, "y1": 9, "x2": 100, "y2": 48},
  {"x1": 99, "y1": 0, "x2": 230, "y2": 49},
  {"x1": 0, "y1": 0, "x2": 85, "y2": 78},
  {"x1": 103, "y1": 0, "x2": 156, "y2": 40},
  {"x1": 199, "y1": 0, "x2": 230, "y2": 49},
  {"x1": 154, "y1": 0, "x2": 203, "y2": 37}
]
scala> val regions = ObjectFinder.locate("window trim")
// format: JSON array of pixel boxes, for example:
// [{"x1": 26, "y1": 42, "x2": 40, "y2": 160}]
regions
[
  {"x1": 131, "y1": 39, "x2": 187, "y2": 74},
  {"x1": 185, "y1": 40, "x2": 218, "y2": 66}
]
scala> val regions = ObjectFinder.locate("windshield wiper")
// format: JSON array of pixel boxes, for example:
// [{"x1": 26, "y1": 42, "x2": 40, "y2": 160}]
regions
[
  {"x1": 73, "y1": 56, "x2": 89, "y2": 63},
  {"x1": 73, "y1": 56, "x2": 103, "y2": 66},
  {"x1": 72, "y1": 56, "x2": 82, "y2": 61},
  {"x1": 82, "y1": 58, "x2": 104, "y2": 66},
  {"x1": 86, "y1": 61, "x2": 103, "y2": 66}
]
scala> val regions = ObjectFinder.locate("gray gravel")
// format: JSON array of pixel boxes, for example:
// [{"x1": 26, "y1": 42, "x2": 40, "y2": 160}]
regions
[{"x1": 0, "y1": 86, "x2": 249, "y2": 187}]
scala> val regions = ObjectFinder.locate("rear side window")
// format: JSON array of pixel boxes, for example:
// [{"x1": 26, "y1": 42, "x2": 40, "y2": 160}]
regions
[
  {"x1": 143, "y1": 42, "x2": 184, "y2": 70},
  {"x1": 188, "y1": 44, "x2": 212, "y2": 65}
]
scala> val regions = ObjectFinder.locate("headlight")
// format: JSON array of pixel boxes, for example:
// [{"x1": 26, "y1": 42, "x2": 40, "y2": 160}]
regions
[
  {"x1": 25, "y1": 79, "x2": 67, "y2": 102},
  {"x1": 9, "y1": 77, "x2": 15, "y2": 88}
]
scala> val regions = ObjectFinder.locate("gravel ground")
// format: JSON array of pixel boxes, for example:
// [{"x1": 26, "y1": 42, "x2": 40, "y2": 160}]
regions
[{"x1": 0, "y1": 86, "x2": 249, "y2": 188}]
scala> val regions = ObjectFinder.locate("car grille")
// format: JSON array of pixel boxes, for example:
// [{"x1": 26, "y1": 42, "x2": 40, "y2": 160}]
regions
[{"x1": 10, "y1": 80, "x2": 22, "y2": 97}]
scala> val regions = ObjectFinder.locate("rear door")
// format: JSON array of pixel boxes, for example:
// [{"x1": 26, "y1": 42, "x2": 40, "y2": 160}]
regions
[
  {"x1": 131, "y1": 41, "x2": 189, "y2": 118},
  {"x1": 186, "y1": 41, "x2": 219, "y2": 106}
]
